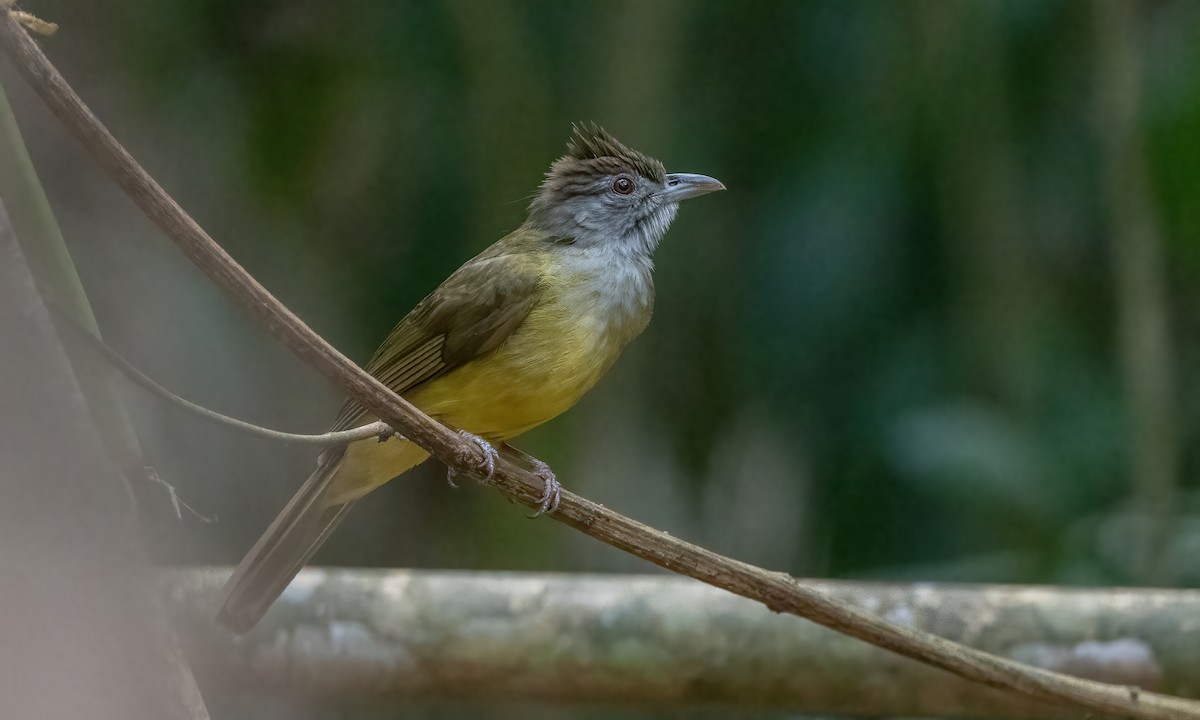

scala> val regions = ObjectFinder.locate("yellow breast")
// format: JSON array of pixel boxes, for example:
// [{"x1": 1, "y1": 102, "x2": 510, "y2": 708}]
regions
[
  {"x1": 332, "y1": 253, "x2": 653, "y2": 502},
  {"x1": 409, "y1": 264, "x2": 649, "y2": 439}
]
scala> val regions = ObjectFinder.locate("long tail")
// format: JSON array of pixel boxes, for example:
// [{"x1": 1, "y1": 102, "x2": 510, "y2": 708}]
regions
[{"x1": 217, "y1": 451, "x2": 353, "y2": 633}]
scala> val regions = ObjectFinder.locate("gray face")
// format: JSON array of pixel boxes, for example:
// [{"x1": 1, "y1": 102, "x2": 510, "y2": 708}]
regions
[{"x1": 529, "y1": 168, "x2": 724, "y2": 255}]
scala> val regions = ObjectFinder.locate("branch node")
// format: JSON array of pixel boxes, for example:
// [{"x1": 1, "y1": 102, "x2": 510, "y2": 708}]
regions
[{"x1": 11, "y1": 10, "x2": 57, "y2": 36}]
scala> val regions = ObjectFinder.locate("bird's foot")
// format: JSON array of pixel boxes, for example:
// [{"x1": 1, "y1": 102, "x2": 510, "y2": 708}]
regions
[
  {"x1": 447, "y1": 430, "x2": 498, "y2": 488},
  {"x1": 527, "y1": 458, "x2": 561, "y2": 518}
]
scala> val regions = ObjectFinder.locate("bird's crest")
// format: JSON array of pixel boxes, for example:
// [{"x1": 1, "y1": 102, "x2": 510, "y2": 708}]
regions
[{"x1": 560, "y1": 123, "x2": 665, "y2": 183}]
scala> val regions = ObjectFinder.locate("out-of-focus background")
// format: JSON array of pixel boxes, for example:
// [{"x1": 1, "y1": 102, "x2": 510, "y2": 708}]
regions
[{"x1": 6, "y1": 0, "x2": 1200, "y2": 640}]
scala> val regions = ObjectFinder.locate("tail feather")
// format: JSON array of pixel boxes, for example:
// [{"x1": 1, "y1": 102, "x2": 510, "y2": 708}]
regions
[{"x1": 217, "y1": 452, "x2": 352, "y2": 633}]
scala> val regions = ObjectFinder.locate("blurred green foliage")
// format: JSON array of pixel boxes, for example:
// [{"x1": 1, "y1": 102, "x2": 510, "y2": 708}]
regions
[{"x1": 7, "y1": 0, "x2": 1200, "y2": 593}]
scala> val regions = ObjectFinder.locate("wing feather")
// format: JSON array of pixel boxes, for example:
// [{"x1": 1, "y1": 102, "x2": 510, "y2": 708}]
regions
[
  {"x1": 330, "y1": 237, "x2": 546, "y2": 432},
  {"x1": 373, "y1": 336, "x2": 444, "y2": 388}
]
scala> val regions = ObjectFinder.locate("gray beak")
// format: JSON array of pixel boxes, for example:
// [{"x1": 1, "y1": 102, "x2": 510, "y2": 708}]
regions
[{"x1": 660, "y1": 172, "x2": 726, "y2": 202}]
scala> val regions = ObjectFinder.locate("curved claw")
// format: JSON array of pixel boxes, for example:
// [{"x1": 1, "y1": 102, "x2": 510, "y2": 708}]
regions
[
  {"x1": 527, "y1": 458, "x2": 561, "y2": 518},
  {"x1": 448, "y1": 430, "x2": 497, "y2": 489}
]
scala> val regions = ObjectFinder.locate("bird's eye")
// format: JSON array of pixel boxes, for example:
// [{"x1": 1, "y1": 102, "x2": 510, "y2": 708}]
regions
[{"x1": 612, "y1": 176, "x2": 635, "y2": 195}]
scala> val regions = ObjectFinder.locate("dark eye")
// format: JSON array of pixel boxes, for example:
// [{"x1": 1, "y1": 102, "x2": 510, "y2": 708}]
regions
[{"x1": 612, "y1": 176, "x2": 635, "y2": 195}]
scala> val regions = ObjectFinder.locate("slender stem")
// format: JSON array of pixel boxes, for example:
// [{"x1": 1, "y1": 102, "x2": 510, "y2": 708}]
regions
[
  {"x1": 2, "y1": 11, "x2": 1198, "y2": 718},
  {"x1": 1093, "y1": 0, "x2": 1178, "y2": 585},
  {"x1": 54, "y1": 307, "x2": 397, "y2": 446}
]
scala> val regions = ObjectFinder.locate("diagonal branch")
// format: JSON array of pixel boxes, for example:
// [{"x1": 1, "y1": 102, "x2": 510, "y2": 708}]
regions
[{"x1": 1, "y1": 10, "x2": 1197, "y2": 719}]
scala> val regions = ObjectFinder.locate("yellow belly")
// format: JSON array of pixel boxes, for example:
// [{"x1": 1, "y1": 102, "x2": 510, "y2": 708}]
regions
[
  {"x1": 413, "y1": 303, "x2": 622, "y2": 438},
  {"x1": 329, "y1": 294, "x2": 639, "y2": 503}
]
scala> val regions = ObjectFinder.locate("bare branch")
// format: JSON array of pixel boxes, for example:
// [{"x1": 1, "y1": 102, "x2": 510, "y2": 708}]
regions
[{"x1": 2, "y1": 11, "x2": 1198, "y2": 718}]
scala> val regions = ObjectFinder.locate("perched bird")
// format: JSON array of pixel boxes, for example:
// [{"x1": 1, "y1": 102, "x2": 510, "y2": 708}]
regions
[{"x1": 217, "y1": 124, "x2": 724, "y2": 632}]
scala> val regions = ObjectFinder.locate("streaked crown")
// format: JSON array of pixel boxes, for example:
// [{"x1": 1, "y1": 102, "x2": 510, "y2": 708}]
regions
[{"x1": 557, "y1": 123, "x2": 665, "y2": 183}]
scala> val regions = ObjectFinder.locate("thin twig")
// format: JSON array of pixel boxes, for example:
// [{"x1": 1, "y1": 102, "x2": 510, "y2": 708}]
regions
[
  {"x1": 52, "y1": 306, "x2": 398, "y2": 447},
  {"x1": 1, "y1": 11, "x2": 1197, "y2": 719},
  {"x1": 145, "y1": 466, "x2": 216, "y2": 524}
]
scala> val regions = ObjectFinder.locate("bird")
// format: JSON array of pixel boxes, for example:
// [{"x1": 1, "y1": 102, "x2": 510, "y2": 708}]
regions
[{"x1": 217, "y1": 123, "x2": 725, "y2": 632}]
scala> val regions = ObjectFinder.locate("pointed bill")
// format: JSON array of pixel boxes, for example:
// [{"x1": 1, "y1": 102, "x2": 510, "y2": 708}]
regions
[{"x1": 660, "y1": 173, "x2": 726, "y2": 202}]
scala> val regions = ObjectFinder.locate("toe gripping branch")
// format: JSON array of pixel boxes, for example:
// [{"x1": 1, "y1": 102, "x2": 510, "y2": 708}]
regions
[
  {"x1": 447, "y1": 430, "x2": 497, "y2": 488},
  {"x1": 527, "y1": 457, "x2": 561, "y2": 518},
  {"x1": 446, "y1": 433, "x2": 561, "y2": 517}
]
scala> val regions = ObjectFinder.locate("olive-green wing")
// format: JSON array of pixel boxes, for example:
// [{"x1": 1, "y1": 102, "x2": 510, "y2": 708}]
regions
[
  {"x1": 218, "y1": 238, "x2": 546, "y2": 632},
  {"x1": 329, "y1": 245, "x2": 545, "y2": 432}
]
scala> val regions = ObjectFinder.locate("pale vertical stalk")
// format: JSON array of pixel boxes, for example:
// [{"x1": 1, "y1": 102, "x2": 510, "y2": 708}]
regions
[
  {"x1": 0, "y1": 82, "x2": 145, "y2": 505},
  {"x1": 446, "y1": 0, "x2": 550, "y2": 231},
  {"x1": 922, "y1": 2, "x2": 1036, "y2": 411},
  {"x1": 1093, "y1": 1, "x2": 1178, "y2": 585}
]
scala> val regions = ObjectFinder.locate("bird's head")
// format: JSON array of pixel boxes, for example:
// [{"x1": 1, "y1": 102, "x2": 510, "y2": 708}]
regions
[{"x1": 527, "y1": 124, "x2": 724, "y2": 255}]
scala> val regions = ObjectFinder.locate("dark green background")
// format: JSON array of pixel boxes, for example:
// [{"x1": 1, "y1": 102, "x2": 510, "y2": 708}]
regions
[{"x1": 6, "y1": 2, "x2": 1200, "y2": 707}]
